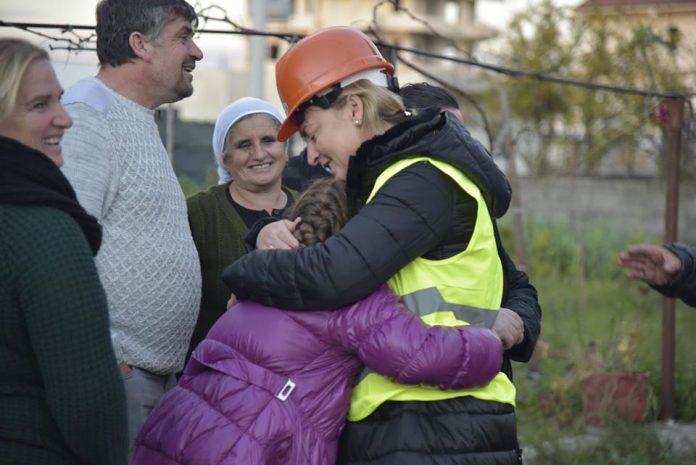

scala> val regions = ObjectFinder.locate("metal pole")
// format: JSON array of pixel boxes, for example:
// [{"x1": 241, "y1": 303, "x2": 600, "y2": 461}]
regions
[
  {"x1": 249, "y1": 0, "x2": 267, "y2": 98},
  {"x1": 659, "y1": 96, "x2": 684, "y2": 420}
]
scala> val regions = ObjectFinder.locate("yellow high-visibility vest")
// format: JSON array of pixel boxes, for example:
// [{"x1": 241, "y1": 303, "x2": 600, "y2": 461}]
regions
[{"x1": 348, "y1": 157, "x2": 516, "y2": 422}]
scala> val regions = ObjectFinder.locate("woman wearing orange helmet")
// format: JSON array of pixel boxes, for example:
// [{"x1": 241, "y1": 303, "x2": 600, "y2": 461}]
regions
[{"x1": 224, "y1": 27, "x2": 523, "y2": 465}]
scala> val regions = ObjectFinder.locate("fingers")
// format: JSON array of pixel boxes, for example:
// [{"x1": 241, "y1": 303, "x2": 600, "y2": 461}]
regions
[
  {"x1": 492, "y1": 308, "x2": 524, "y2": 350},
  {"x1": 617, "y1": 245, "x2": 677, "y2": 285},
  {"x1": 257, "y1": 220, "x2": 301, "y2": 250},
  {"x1": 274, "y1": 218, "x2": 302, "y2": 249},
  {"x1": 274, "y1": 219, "x2": 300, "y2": 249},
  {"x1": 625, "y1": 244, "x2": 665, "y2": 257},
  {"x1": 619, "y1": 245, "x2": 668, "y2": 271}
]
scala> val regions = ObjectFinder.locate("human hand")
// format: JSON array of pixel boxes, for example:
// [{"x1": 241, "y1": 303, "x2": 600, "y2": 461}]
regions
[
  {"x1": 618, "y1": 244, "x2": 682, "y2": 286},
  {"x1": 256, "y1": 218, "x2": 302, "y2": 250},
  {"x1": 491, "y1": 308, "x2": 524, "y2": 350},
  {"x1": 227, "y1": 293, "x2": 238, "y2": 309}
]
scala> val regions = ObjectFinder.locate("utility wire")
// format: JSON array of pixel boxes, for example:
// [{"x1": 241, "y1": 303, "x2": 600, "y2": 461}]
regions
[{"x1": 1, "y1": 19, "x2": 694, "y2": 101}]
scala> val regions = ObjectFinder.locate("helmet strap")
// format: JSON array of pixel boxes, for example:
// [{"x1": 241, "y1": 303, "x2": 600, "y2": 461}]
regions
[
  {"x1": 387, "y1": 74, "x2": 400, "y2": 94},
  {"x1": 295, "y1": 83, "x2": 344, "y2": 126},
  {"x1": 295, "y1": 70, "x2": 399, "y2": 126}
]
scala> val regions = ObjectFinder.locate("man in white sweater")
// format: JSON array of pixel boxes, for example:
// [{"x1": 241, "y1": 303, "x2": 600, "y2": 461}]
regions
[{"x1": 61, "y1": 0, "x2": 203, "y2": 449}]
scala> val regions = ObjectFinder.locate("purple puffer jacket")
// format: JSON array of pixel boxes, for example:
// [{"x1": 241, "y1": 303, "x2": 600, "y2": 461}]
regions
[{"x1": 131, "y1": 285, "x2": 502, "y2": 465}]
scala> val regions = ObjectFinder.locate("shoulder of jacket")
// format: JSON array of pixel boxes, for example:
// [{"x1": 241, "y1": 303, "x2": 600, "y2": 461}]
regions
[
  {"x1": 187, "y1": 184, "x2": 226, "y2": 206},
  {"x1": 1, "y1": 206, "x2": 83, "y2": 255},
  {"x1": 186, "y1": 185, "x2": 233, "y2": 228},
  {"x1": 62, "y1": 78, "x2": 114, "y2": 115}
]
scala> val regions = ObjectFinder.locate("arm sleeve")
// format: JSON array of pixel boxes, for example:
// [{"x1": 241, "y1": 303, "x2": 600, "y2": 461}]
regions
[
  {"x1": 652, "y1": 242, "x2": 696, "y2": 307},
  {"x1": 223, "y1": 162, "x2": 456, "y2": 310},
  {"x1": 332, "y1": 286, "x2": 503, "y2": 389},
  {"x1": 17, "y1": 213, "x2": 128, "y2": 465},
  {"x1": 60, "y1": 103, "x2": 118, "y2": 221},
  {"x1": 495, "y1": 223, "x2": 541, "y2": 362}
]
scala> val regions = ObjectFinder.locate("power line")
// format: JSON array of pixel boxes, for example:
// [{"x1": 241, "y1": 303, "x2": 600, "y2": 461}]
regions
[
  {"x1": 1, "y1": 19, "x2": 694, "y2": 100},
  {"x1": 387, "y1": 42, "x2": 693, "y2": 99},
  {"x1": 0, "y1": 20, "x2": 297, "y2": 41}
]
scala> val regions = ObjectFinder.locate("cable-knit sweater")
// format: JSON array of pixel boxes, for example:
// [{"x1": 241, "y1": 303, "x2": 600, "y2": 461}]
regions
[{"x1": 61, "y1": 78, "x2": 202, "y2": 374}]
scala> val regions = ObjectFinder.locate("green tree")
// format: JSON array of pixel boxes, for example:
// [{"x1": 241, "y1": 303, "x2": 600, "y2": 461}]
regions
[
  {"x1": 500, "y1": 0, "x2": 578, "y2": 175},
  {"x1": 495, "y1": 0, "x2": 689, "y2": 177}
]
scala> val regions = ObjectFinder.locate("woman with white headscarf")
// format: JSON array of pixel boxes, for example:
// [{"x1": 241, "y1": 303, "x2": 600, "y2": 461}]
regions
[{"x1": 186, "y1": 97, "x2": 297, "y2": 358}]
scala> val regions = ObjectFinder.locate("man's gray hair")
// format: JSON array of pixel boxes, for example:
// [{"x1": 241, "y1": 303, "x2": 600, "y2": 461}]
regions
[{"x1": 96, "y1": 0, "x2": 198, "y2": 67}]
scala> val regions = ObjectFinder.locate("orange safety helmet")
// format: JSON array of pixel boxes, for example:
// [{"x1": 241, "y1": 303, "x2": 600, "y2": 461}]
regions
[{"x1": 275, "y1": 26, "x2": 396, "y2": 141}]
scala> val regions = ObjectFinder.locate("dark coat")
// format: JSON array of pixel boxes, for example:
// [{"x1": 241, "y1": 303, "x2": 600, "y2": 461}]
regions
[
  {"x1": 0, "y1": 137, "x2": 127, "y2": 465},
  {"x1": 282, "y1": 148, "x2": 332, "y2": 192},
  {"x1": 224, "y1": 109, "x2": 512, "y2": 307},
  {"x1": 231, "y1": 110, "x2": 540, "y2": 380}
]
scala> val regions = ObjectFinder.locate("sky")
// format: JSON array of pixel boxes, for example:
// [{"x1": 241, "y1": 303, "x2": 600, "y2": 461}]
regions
[
  {"x1": 478, "y1": 0, "x2": 581, "y2": 30},
  {"x1": 0, "y1": 0, "x2": 249, "y2": 86}
]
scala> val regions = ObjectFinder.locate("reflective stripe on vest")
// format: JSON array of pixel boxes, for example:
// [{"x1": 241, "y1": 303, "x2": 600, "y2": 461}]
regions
[
  {"x1": 401, "y1": 287, "x2": 500, "y2": 328},
  {"x1": 347, "y1": 156, "x2": 515, "y2": 422}
]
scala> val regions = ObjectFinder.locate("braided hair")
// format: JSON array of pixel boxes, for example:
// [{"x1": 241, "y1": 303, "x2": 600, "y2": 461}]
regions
[{"x1": 286, "y1": 178, "x2": 348, "y2": 246}]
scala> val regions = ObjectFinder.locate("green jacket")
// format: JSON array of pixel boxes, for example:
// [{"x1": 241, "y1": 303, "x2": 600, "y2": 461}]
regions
[
  {"x1": 186, "y1": 184, "x2": 297, "y2": 356},
  {"x1": 0, "y1": 205, "x2": 127, "y2": 465}
]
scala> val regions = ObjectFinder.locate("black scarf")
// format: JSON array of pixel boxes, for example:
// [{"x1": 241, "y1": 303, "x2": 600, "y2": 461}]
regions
[{"x1": 0, "y1": 136, "x2": 102, "y2": 255}]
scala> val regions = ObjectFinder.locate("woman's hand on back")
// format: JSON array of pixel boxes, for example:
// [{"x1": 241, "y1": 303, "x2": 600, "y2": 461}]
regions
[{"x1": 256, "y1": 218, "x2": 302, "y2": 250}]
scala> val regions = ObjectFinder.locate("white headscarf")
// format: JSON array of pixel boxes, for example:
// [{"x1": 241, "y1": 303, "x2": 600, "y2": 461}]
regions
[{"x1": 212, "y1": 97, "x2": 285, "y2": 184}]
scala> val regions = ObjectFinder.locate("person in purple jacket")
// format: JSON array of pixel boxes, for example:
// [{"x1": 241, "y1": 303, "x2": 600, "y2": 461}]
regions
[{"x1": 131, "y1": 178, "x2": 504, "y2": 465}]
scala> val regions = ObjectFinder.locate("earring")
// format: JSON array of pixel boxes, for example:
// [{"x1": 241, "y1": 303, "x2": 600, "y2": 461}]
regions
[{"x1": 354, "y1": 119, "x2": 361, "y2": 126}]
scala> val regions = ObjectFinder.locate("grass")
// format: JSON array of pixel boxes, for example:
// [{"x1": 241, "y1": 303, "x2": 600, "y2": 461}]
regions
[{"x1": 498, "y1": 216, "x2": 696, "y2": 464}]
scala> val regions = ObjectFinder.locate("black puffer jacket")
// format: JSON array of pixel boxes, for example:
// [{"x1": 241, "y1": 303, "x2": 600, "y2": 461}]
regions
[
  {"x1": 224, "y1": 109, "x2": 528, "y2": 464},
  {"x1": 225, "y1": 109, "x2": 513, "y2": 308},
  {"x1": 229, "y1": 110, "x2": 540, "y2": 375}
]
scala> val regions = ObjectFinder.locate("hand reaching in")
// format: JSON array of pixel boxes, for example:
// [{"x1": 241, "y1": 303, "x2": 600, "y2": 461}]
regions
[{"x1": 618, "y1": 244, "x2": 682, "y2": 286}]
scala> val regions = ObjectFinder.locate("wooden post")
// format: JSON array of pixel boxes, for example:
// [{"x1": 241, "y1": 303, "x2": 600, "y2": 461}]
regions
[{"x1": 659, "y1": 96, "x2": 684, "y2": 420}]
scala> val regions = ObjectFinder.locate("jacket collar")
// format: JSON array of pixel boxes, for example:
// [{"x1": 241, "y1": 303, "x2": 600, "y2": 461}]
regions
[{"x1": 346, "y1": 109, "x2": 512, "y2": 218}]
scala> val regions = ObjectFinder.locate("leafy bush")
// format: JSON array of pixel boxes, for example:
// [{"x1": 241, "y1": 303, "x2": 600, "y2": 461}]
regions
[{"x1": 499, "y1": 217, "x2": 696, "y2": 461}]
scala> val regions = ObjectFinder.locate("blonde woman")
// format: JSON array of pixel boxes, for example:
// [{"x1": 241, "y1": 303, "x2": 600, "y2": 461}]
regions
[
  {"x1": 225, "y1": 27, "x2": 523, "y2": 465},
  {"x1": 0, "y1": 38, "x2": 127, "y2": 465}
]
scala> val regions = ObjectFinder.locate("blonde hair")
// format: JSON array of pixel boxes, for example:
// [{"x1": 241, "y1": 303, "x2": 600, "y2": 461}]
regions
[
  {"x1": 0, "y1": 39, "x2": 49, "y2": 122},
  {"x1": 332, "y1": 80, "x2": 407, "y2": 134}
]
